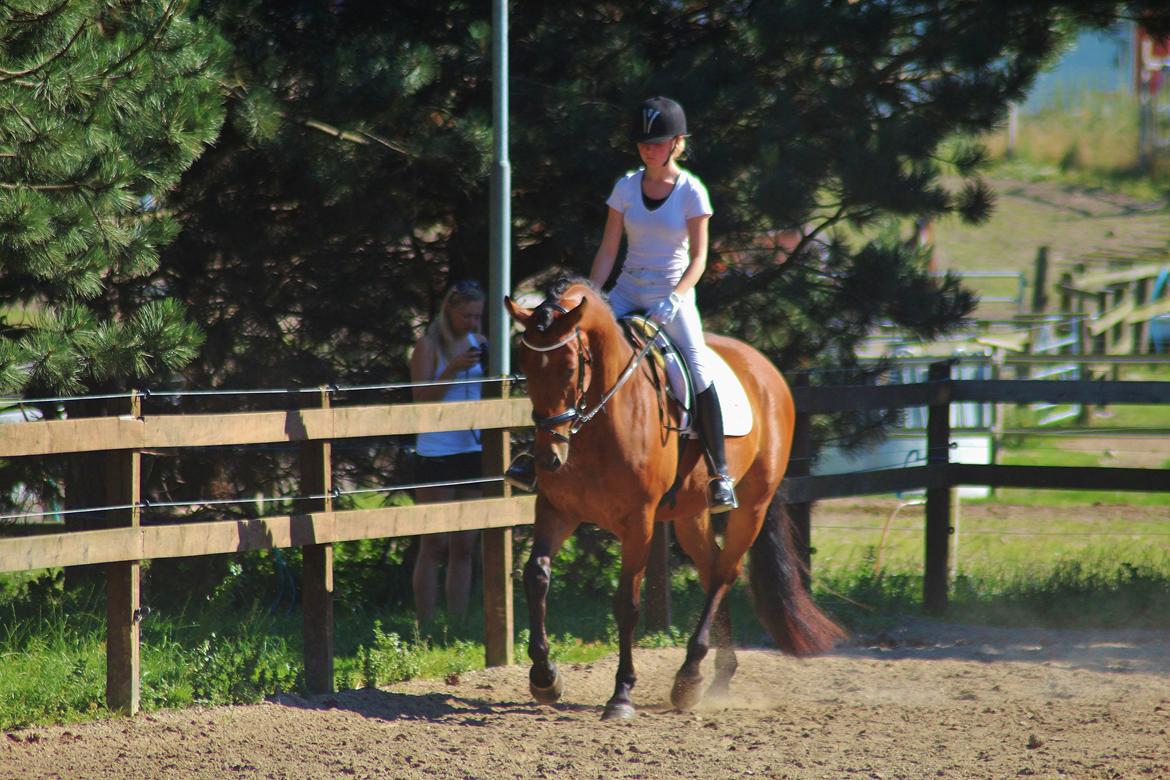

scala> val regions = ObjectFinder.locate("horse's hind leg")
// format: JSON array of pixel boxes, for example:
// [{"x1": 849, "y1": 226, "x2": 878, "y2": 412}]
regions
[
  {"x1": 707, "y1": 600, "x2": 737, "y2": 701},
  {"x1": 525, "y1": 495, "x2": 579, "y2": 704},
  {"x1": 672, "y1": 486, "x2": 773, "y2": 710},
  {"x1": 670, "y1": 512, "x2": 727, "y2": 711}
]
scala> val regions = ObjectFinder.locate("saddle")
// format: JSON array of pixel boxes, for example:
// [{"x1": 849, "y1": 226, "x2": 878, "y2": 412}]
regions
[{"x1": 618, "y1": 315, "x2": 754, "y2": 438}]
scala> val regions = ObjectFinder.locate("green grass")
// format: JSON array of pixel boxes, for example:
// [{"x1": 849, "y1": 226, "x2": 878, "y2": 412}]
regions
[
  {"x1": 811, "y1": 493, "x2": 1170, "y2": 615},
  {"x1": 982, "y1": 89, "x2": 1170, "y2": 191}
]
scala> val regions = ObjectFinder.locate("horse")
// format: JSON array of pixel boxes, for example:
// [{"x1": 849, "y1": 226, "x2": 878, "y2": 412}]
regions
[{"x1": 504, "y1": 278, "x2": 845, "y2": 720}]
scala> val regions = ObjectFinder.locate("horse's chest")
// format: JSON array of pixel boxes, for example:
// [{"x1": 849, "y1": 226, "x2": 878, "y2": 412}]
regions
[{"x1": 540, "y1": 443, "x2": 669, "y2": 525}]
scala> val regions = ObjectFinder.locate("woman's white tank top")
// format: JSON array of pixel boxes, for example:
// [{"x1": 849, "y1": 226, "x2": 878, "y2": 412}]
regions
[{"x1": 415, "y1": 333, "x2": 484, "y2": 457}]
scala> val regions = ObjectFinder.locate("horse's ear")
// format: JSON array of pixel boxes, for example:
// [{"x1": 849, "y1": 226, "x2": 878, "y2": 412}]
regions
[
  {"x1": 549, "y1": 297, "x2": 588, "y2": 335},
  {"x1": 504, "y1": 296, "x2": 533, "y2": 327}
]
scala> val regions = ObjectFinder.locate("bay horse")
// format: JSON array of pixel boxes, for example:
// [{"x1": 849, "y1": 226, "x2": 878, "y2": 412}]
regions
[{"x1": 505, "y1": 278, "x2": 844, "y2": 720}]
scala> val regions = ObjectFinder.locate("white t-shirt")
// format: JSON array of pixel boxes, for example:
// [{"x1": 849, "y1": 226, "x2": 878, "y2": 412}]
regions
[{"x1": 606, "y1": 168, "x2": 713, "y2": 280}]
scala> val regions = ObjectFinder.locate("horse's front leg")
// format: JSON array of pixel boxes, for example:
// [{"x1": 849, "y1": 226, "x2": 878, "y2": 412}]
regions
[
  {"x1": 602, "y1": 513, "x2": 654, "y2": 721},
  {"x1": 525, "y1": 495, "x2": 578, "y2": 704}
]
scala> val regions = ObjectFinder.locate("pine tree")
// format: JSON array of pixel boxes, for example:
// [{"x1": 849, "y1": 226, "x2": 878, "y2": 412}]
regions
[
  {"x1": 152, "y1": 0, "x2": 1170, "y2": 402},
  {"x1": 0, "y1": 0, "x2": 227, "y2": 396}
]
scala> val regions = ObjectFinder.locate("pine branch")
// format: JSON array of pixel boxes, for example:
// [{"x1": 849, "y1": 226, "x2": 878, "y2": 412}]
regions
[
  {"x1": 354, "y1": 129, "x2": 412, "y2": 157},
  {"x1": 0, "y1": 0, "x2": 70, "y2": 26},
  {"x1": 0, "y1": 181, "x2": 90, "y2": 191},
  {"x1": 0, "y1": 17, "x2": 88, "y2": 82},
  {"x1": 97, "y1": 0, "x2": 181, "y2": 80},
  {"x1": 281, "y1": 113, "x2": 413, "y2": 156}
]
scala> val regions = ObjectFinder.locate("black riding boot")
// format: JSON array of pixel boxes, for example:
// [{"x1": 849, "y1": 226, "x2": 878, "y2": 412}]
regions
[
  {"x1": 695, "y1": 384, "x2": 738, "y2": 513},
  {"x1": 504, "y1": 451, "x2": 537, "y2": 492}
]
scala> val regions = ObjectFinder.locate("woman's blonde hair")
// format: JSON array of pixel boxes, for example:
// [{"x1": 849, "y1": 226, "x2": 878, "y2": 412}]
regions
[{"x1": 424, "y1": 279, "x2": 485, "y2": 361}]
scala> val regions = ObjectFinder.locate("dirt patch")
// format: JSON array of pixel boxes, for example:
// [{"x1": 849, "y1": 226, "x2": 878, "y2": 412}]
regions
[{"x1": 3, "y1": 620, "x2": 1168, "y2": 779}]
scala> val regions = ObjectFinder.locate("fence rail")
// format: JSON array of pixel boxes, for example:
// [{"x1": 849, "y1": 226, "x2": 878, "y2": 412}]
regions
[
  {"x1": 3, "y1": 364, "x2": 1170, "y2": 717},
  {"x1": 785, "y1": 363, "x2": 1170, "y2": 614},
  {"x1": 0, "y1": 397, "x2": 532, "y2": 457}
]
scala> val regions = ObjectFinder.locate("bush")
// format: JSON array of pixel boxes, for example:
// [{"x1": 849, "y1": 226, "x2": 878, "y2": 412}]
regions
[{"x1": 357, "y1": 620, "x2": 422, "y2": 687}]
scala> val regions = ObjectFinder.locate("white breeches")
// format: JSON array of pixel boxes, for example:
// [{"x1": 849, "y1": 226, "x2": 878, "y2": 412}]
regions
[{"x1": 608, "y1": 268, "x2": 714, "y2": 393}]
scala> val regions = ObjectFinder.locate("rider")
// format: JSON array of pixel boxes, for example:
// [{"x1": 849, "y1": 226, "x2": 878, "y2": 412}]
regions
[{"x1": 506, "y1": 96, "x2": 737, "y2": 513}]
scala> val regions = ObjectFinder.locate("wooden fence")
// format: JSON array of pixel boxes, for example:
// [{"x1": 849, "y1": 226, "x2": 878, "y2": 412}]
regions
[
  {"x1": 785, "y1": 361, "x2": 1170, "y2": 613},
  {"x1": 0, "y1": 386, "x2": 533, "y2": 715},
  {"x1": 3, "y1": 362, "x2": 1170, "y2": 717},
  {"x1": 1056, "y1": 262, "x2": 1170, "y2": 355}
]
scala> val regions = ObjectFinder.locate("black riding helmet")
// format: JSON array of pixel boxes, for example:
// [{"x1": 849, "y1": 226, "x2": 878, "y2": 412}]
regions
[{"x1": 630, "y1": 96, "x2": 687, "y2": 144}]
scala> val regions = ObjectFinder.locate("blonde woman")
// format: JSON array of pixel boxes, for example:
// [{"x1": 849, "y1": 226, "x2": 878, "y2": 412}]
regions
[{"x1": 409, "y1": 279, "x2": 487, "y2": 624}]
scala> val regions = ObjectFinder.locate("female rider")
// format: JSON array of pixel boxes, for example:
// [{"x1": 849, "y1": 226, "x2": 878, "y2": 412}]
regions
[{"x1": 508, "y1": 96, "x2": 736, "y2": 512}]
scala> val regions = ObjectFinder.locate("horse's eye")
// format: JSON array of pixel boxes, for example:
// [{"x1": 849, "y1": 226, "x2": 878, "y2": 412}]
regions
[{"x1": 562, "y1": 365, "x2": 575, "y2": 380}]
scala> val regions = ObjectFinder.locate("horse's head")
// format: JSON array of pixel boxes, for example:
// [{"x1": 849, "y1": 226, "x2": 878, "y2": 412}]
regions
[{"x1": 505, "y1": 282, "x2": 596, "y2": 473}]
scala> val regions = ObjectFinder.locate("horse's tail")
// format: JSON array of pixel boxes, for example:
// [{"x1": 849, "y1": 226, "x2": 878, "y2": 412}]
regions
[{"x1": 748, "y1": 491, "x2": 846, "y2": 656}]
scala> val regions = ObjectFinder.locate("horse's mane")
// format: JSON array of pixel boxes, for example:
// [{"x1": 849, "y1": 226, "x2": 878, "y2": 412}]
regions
[
  {"x1": 533, "y1": 276, "x2": 604, "y2": 332},
  {"x1": 544, "y1": 276, "x2": 592, "y2": 300}
]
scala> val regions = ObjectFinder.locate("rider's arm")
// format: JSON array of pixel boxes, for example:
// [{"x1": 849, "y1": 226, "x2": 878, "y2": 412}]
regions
[
  {"x1": 588, "y1": 207, "x2": 625, "y2": 289},
  {"x1": 672, "y1": 214, "x2": 710, "y2": 298}
]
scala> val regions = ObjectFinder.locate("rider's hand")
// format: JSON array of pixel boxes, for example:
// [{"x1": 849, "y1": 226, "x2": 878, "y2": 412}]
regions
[{"x1": 649, "y1": 292, "x2": 682, "y2": 326}]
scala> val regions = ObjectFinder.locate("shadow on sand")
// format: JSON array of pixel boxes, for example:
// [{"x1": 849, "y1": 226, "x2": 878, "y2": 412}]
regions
[
  {"x1": 267, "y1": 686, "x2": 596, "y2": 724},
  {"x1": 838, "y1": 618, "x2": 1170, "y2": 675}
]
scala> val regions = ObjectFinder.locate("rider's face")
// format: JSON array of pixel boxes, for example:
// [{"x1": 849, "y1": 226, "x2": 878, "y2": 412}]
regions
[{"x1": 637, "y1": 139, "x2": 674, "y2": 168}]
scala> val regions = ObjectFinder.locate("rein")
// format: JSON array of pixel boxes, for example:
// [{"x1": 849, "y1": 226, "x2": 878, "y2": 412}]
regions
[{"x1": 522, "y1": 307, "x2": 661, "y2": 442}]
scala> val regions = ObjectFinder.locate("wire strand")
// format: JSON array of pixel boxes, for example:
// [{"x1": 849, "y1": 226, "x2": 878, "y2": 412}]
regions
[
  {"x1": 0, "y1": 477, "x2": 505, "y2": 523},
  {"x1": 0, "y1": 375, "x2": 529, "y2": 407}
]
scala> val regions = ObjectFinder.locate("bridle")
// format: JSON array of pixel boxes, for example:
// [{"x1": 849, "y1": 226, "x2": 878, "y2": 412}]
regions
[{"x1": 521, "y1": 302, "x2": 658, "y2": 444}]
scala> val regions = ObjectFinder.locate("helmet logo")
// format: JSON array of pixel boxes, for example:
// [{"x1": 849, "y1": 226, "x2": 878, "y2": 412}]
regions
[{"x1": 642, "y1": 108, "x2": 661, "y2": 135}]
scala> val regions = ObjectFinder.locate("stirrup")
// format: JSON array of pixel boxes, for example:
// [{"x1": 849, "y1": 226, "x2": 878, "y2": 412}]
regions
[
  {"x1": 504, "y1": 452, "x2": 537, "y2": 492},
  {"x1": 707, "y1": 475, "x2": 738, "y2": 514}
]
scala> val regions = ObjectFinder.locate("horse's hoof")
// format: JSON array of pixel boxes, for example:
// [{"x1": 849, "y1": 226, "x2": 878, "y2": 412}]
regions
[
  {"x1": 671, "y1": 673, "x2": 705, "y2": 711},
  {"x1": 704, "y1": 679, "x2": 732, "y2": 704},
  {"x1": 601, "y1": 701, "x2": 636, "y2": 721},
  {"x1": 529, "y1": 664, "x2": 564, "y2": 704}
]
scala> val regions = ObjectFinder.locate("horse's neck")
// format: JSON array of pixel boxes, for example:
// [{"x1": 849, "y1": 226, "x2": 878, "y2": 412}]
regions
[{"x1": 590, "y1": 319, "x2": 637, "y2": 390}]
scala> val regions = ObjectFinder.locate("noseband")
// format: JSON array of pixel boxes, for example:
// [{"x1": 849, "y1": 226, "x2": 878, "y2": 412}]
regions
[{"x1": 521, "y1": 302, "x2": 658, "y2": 444}]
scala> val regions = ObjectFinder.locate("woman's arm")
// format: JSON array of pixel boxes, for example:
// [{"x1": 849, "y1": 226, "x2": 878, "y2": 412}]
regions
[
  {"x1": 410, "y1": 337, "x2": 448, "y2": 403},
  {"x1": 588, "y1": 207, "x2": 625, "y2": 288},
  {"x1": 672, "y1": 214, "x2": 710, "y2": 297}
]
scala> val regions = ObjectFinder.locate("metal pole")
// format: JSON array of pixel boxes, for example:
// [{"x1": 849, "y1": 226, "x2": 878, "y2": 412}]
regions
[{"x1": 489, "y1": 0, "x2": 511, "y2": 377}]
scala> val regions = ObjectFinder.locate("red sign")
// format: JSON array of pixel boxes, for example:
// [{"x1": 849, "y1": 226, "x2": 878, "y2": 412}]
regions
[{"x1": 1137, "y1": 26, "x2": 1170, "y2": 95}]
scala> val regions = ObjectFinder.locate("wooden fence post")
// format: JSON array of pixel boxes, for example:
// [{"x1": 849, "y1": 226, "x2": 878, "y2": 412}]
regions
[
  {"x1": 1135, "y1": 277, "x2": 1151, "y2": 355},
  {"x1": 300, "y1": 388, "x2": 334, "y2": 694},
  {"x1": 787, "y1": 371, "x2": 813, "y2": 583},
  {"x1": 1059, "y1": 271, "x2": 1073, "y2": 316},
  {"x1": 106, "y1": 391, "x2": 141, "y2": 715},
  {"x1": 924, "y1": 362, "x2": 953, "y2": 614},
  {"x1": 643, "y1": 523, "x2": 672, "y2": 633},
  {"x1": 481, "y1": 379, "x2": 514, "y2": 667},
  {"x1": 1031, "y1": 246, "x2": 1049, "y2": 313}
]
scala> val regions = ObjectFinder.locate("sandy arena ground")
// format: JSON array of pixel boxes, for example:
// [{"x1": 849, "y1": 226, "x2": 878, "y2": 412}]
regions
[{"x1": 2, "y1": 618, "x2": 1168, "y2": 779}]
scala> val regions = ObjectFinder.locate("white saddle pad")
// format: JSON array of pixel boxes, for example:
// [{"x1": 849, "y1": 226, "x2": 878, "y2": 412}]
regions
[{"x1": 697, "y1": 346, "x2": 753, "y2": 438}]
